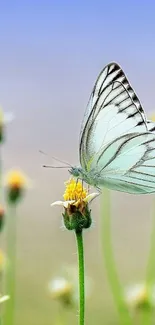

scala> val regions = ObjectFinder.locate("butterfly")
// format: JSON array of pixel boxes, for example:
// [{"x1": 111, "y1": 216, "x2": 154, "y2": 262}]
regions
[{"x1": 69, "y1": 62, "x2": 155, "y2": 194}]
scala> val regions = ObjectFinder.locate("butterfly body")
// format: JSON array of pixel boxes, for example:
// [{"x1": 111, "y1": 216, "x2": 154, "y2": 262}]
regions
[
  {"x1": 73, "y1": 62, "x2": 155, "y2": 194},
  {"x1": 69, "y1": 166, "x2": 99, "y2": 187}
]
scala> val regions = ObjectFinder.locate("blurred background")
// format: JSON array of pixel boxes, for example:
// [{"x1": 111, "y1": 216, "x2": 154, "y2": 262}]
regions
[{"x1": 0, "y1": 1, "x2": 155, "y2": 324}]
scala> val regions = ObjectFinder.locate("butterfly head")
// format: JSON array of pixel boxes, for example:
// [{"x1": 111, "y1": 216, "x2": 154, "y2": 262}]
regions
[
  {"x1": 69, "y1": 166, "x2": 83, "y2": 178},
  {"x1": 69, "y1": 166, "x2": 96, "y2": 187}
]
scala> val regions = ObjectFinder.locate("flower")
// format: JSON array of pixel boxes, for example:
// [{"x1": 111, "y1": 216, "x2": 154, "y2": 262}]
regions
[
  {"x1": 0, "y1": 107, "x2": 14, "y2": 143},
  {"x1": 4, "y1": 169, "x2": 29, "y2": 203},
  {"x1": 51, "y1": 178, "x2": 98, "y2": 231},
  {"x1": 48, "y1": 277, "x2": 73, "y2": 306},
  {"x1": 0, "y1": 295, "x2": 10, "y2": 304},
  {"x1": 48, "y1": 265, "x2": 92, "y2": 307},
  {"x1": 63, "y1": 178, "x2": 88, "y2": 201},
  {"x1": 125, "y1": 283, "x2": 155, "y2": 310}
]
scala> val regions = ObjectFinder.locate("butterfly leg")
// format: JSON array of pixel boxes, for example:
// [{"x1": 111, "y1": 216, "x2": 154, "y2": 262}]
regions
[
  {"x1": 81, "y1": 179, "x2": 84, "y2": 197},
  {"x1": 96, "y1": 186, "x2": 102, "y2": 193},
  {"x1": 75, "y1": 178, "x2": 79, "y2": 200}
]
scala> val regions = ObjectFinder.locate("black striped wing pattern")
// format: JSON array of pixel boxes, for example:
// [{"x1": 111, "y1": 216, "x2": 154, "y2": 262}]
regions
[{"x1": 79, "y1": 62, "x2": 155, "y2": 194}]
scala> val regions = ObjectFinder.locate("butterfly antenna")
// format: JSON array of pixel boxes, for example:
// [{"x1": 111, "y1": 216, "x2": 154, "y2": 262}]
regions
[
  {"x1": 43, "y1": 164, "x2": 69, "y2": 169},
  {"x1": 39, "y1": 150, "x2": 72, "y2": 167}
]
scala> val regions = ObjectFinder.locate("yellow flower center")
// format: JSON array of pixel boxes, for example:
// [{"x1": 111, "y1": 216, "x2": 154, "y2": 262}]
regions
[{"x1": 63, "y1": 178, "x2": 87, "y2": 201}]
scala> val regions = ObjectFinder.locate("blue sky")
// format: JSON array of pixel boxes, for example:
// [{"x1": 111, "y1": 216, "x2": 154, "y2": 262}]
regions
[{"x1": 0, "y1": 1, "x2": 155, "y2": 161}]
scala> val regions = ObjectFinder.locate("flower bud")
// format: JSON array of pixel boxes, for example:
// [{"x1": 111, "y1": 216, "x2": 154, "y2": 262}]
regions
[
  {"x1": 63, "y1": 201, "x2": 92, "y2": 231},
  {"x1": 4, "y1": 170, "x2": 29, "y2": 203}
]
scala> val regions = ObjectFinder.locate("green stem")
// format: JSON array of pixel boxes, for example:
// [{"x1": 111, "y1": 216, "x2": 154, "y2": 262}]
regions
[
  {"x1": 75, "y1": 230, "x2": 85, "y2": 325},
  {"x1": 146, "y1": 200, "x2": 155, "y2": 285},
  {"x1": 101, "y1": 189, "x2": 132, "y2": 325},
  {"x1": 3, "y1": 204, "x2": 17, "y2": 325},
  {"x1": 141, "y1": 200, "x2": 155, "y2": 325}
]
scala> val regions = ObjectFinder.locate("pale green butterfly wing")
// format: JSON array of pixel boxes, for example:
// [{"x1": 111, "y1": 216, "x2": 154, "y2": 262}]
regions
[
  {"x1": 96, "y1": 132, "x2": 155, "y2": 194},
  {"x1": 80, "y1": 62, "x2": 148, "y2": 171}
]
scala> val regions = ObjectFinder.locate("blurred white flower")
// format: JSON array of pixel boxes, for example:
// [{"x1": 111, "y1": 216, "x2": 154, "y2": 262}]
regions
[
  {"x1": 0, "y1": 108, "x2": 14, "y2": 126},
  {"x1": 125, "y1": 283, "x2": 155, "y2": 310},
  {"x1": 48, "y1": 276, "x2": 73, "y2": 306},
  {"x1": 0, "y1": 294, "x2": 10, "y2": 303},
  {"x1": 48, "y1": 265, "x2": 93, "y2": 307},
  {"x1": 0, "y1": 107, "x2": 14, "y2": 143},
  {"x1": 3, "y1": 112, "x2": 14, "y2": 124}
]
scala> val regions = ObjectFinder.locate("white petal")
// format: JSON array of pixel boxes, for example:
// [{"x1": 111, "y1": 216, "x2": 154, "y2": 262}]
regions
[
  {"x1": 84, "y1": 193, "x2": 99, "y2": 203},
  {"x1": 51, "y1": 200, "x2": 75, "y2": 208},
  {"x1": 51, "y1": 201, "x2": 64, "y2": 207},
  {"x1": 63, "y1": 200, "x2": 75, "y2": 208}
]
